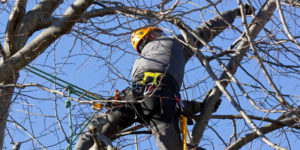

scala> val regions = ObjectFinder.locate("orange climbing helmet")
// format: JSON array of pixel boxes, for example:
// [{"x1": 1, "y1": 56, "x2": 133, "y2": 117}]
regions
[{"x1": 131, "y1": 27, "x2": 162, "y2": 53}]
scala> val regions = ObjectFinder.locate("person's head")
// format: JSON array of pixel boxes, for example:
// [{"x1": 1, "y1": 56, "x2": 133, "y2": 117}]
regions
[{"x1": 131, "y1": 27, "x2": 165, "y2": 54}]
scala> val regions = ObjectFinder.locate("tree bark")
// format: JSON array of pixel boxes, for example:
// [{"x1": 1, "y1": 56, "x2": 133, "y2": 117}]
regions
[
  {"x1": 0, "y1": 1, "x2": 27, "y2": 148},
  {"x1": 0, "y1": 75, "x2": 18, "y2": 150}
]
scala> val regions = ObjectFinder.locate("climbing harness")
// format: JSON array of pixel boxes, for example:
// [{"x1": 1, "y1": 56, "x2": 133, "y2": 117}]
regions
[
  {"x1": 140, "y1": 72, "x2": 162, "y2": 86},
  {"x1": 138, "y1": 72, "x2": 162, "y2": 95},
  {"x1": 138, "y1": 71, "x2": 191, "y2": 150}
]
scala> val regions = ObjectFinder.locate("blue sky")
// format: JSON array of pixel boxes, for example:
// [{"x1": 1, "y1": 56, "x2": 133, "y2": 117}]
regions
[{"x1": 1, "y1": 0, "x2": 299, "y2": 149}]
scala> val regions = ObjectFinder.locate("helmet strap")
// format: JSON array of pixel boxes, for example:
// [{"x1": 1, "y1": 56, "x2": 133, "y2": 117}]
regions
[{"x1": 138, "y1": 34, "x2": 150, "y2": 53}]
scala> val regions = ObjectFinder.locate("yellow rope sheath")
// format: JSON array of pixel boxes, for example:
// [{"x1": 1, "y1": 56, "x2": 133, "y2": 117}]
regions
[{"x1": 180, "y1": 115, "x2": 188, "y2": 150}]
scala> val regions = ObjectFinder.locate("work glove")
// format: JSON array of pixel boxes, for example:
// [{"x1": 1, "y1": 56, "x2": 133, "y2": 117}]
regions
[
  {"x1": 235, "y1": 4, "x2": 256, "y2": 16},
  {"x1": 199, "y1": 98, "x2": 221, "y2": 113},
  {"x1": 182, "y1": 98, "x2": 221, "y2": 115},
  {"x1": 181, "y1": 99, "x2": 221, "y2": 125}
]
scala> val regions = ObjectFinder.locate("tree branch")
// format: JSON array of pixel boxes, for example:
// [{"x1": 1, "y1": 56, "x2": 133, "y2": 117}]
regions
[
  {"x1": 4, "y1": 0, "x2": 27, "y2": 57},
  {"x1": 16, "y1": 0, "x2": 63, "y2": 51},
  {"x1": 247, "y1": 0, "x2": 300, "y2": 119},
  {"x1": 276, "y1": 0, "x2": 300, "y2": 50},
  {"x1": 226, "y1": 116, "x2": 298, "y2": 150},
  {"x1": 210, "y1": 115, "x2": 299, "y2": 128},
  {"x1": 236, "y1": 1, "x2": 288, "y2": 148},
  {"x1": 0, "y1": 0, "x2": 93, "y2": 83},
  {"x1": 185, "y1": 0, "x2": 279, "y2": 148},
  {"x1": 8, "y1": 116, "x2": 46, "y2": 150}
]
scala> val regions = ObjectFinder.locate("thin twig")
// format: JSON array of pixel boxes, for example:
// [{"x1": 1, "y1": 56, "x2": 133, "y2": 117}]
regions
[
  {"x1": 8, "y1": 116, "x2": 47, "y2": 150},
  {"x1": 276, "y1": 0, "x2": 300, "y2": 50}
]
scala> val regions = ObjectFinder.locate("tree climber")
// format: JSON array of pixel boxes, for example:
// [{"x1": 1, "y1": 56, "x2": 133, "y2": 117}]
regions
[{"x1": 75, "y1": 5, "x2": 255, "y2": 150}]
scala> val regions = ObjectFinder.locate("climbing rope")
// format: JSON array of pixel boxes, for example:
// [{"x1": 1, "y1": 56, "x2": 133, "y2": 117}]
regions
[
  {"x1": 24, "y1": 65, "x2": 105, "y2": 100},
  {"x1": 25, "y1": 65, "x2": 190, "y2": 149},
  {"x1": 65, "y1": 111, "x2": 97, "y2": 150},
  {"x1": 66, "y1": 86, "x2": 73, "y2": 150},
  {"x1": 24, "y1": 65, "x2": 105, "y2": 150}
]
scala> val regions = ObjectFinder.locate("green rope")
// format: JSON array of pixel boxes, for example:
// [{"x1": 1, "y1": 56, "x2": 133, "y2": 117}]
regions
[
  {"x1": 66, "y1": 86, "x2": 73, "y2": 150},
  {"x1": 28, "y1": 66, "x2": 87, "y2": 94},
  {"x1": 24, "y1": 66, "x2": 105, "y2": 100},
  {"x1": 24, "y1": 66, "x2": 66, "y2": 91},
  {"x1": 23, "y1": 65, "x2": 105, "y2": 150},
  {"x1": 65, "y1": 111, "x2": 97, "y2": 150},
  {"x1": 24, "y1": 66, "x2": 91, "y2": 100}
]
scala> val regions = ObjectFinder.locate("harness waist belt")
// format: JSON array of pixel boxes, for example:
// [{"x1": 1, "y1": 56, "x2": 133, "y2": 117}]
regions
[
  {"x1": 140, "y1": 72, "x2": 162, "y2": 86},
  {"x1": 134, "y1": 72, "x2": 179, "y2": 93}
]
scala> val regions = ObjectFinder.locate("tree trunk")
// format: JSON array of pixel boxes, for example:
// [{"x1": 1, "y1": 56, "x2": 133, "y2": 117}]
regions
[
  {"x1": 0, "y1": 0, "x2": 94, "y2": 148},
  {"x1": 0, "y1": 74, "x2": 18, "y2": 150}
]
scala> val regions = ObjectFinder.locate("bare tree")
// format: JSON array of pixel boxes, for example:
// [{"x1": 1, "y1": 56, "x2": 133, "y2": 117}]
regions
[{"x1": 0, "y1": 0, "x2": 299, "y2": 149}]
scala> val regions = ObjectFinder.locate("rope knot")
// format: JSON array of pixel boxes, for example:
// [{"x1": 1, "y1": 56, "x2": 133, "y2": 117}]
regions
[
  {"x1": 65, "y1": 85, "x2": 75, "y2": 94},
  {"x1": 65, "y1": 99, "x2": 71, "y2": 108}
]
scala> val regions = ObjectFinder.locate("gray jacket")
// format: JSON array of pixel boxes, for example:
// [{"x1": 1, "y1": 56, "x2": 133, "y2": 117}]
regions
[{"x1": 132, "y1": 10, "x2": 239, "y2": 89}]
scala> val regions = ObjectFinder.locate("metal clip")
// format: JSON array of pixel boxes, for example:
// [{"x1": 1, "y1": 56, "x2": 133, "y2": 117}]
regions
[{"x1": 143, "y1": 84, "x2": 154, "y2": 95}]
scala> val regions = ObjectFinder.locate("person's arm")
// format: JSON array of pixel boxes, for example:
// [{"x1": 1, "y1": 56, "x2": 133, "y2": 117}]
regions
[{"x1": 183, "y1": 5, "x2": 255, "y2": 59}]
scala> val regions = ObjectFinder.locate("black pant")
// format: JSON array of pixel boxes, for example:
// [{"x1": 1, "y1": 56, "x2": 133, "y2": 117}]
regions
[{"x1": 75, "y1": 88, "x2": 183, "y2": 150}]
